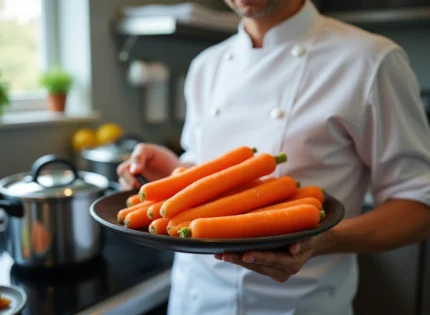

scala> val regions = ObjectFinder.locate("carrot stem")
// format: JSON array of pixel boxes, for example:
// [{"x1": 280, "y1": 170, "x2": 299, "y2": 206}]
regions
[
  {"x1": 252, "y1": 148, "x2": 258, "y2": 153},
  {"x1": 275, "y1": 153, "x2": 287, "y2": 164},
  {"x1": 320, "y1": 211, "x2": 326, "y2": 221},
  {"x1": 179, "y1": 227, "x2": 192, "y2": 238}
]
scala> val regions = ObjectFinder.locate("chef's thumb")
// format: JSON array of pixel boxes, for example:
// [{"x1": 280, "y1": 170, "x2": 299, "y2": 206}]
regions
[{"x1": 129, "y1": 144, "x2": 147, "y2": 174}]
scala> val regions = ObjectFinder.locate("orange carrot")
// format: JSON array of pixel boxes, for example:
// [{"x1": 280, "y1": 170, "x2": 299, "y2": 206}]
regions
[
  {"x1": 126, "y1": 194, "x2": 142, "y2": 207},
  {"x1": 149, "y1": 218, "x2": 170, "y2": 235},
  {"x1": 147, "y1": 200, "x2": 166, "y2": 220},
  {"x1": 139, "y1": 146, "x2": 257, "y2": 202},
  {"x1": 117, "y1": 201, "x2": 153, "y2": 224},
  {"x1": 217, "y1": 177, "x2": 276, "y2": 199},
  {"x1": 179, "y1": 204, "x2": 322, "y2": 239},
  {"x1": 124, "y1": 207, "x2": 153, "y2": 229},
  {"x1": 167, "y1": 176, "x2": 297, "y2": 228},
  {"x1": 250, "y1": 197, "x2": 322, "y2": 213},
  {"x1": 161, "y1": 153, "x2": 287, "y2": 218},
  {"x1": 167, "y1": 221, "x2": 191, "y2": 237},
  {"x1": 171, "y1": 166, "x2": 187, "y2": 176},
  {"x1": 290, "y1": 186, "x2": 325, "y2": 203}
]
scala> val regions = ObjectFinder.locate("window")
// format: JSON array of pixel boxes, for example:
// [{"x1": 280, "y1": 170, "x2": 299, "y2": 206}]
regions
[{"x1": 0, "y1": 0, "x2": 56, "y2": 112}]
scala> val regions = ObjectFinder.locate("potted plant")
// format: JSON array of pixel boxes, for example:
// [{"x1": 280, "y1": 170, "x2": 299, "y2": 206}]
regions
[
  {"x1": 40, "y1": 67, "x2": 73, "y2": 112},
  {"x1": 0, "y1": 73, "x2": 10, "y2": 116}
]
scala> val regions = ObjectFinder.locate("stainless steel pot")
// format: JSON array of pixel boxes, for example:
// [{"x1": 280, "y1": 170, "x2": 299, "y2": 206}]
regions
[
  {"x1": 81, "y1": 134, "x2": 144, "y2": 182},
  {"x1": 0, "y1": 155, "x2": 118, "y2": 268}
]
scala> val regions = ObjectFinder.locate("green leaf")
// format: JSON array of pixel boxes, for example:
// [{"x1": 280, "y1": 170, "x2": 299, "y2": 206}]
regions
[{"x1": 40, "y1": 67, "x2": 74, "y2": 94}]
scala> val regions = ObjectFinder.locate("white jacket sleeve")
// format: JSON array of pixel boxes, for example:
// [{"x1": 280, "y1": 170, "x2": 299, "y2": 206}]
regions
[{"x1": 357, "y1": 48, "x2": 430, "y2": 208}]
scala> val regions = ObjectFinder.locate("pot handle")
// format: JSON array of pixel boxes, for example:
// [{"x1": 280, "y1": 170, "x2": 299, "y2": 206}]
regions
[
  {"x1": 31, "y1": 154, "x2": 79, "y2": 186},
  {"x1": 0, "y1": 199, "x2": 24, "y2": 218}
]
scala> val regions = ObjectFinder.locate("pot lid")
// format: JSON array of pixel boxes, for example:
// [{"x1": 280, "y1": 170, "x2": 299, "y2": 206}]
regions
[
  {"x1": 0, "y1": 155, "x2": 109, "y2": 199},
  {"x1": 81, "y1": 134, "x2": 144, "y2": 163}
]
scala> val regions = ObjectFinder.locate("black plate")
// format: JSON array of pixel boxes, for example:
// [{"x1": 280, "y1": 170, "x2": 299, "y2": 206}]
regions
[{"x1": 90, "y1": 190, "x2": 345, "y2": 254}]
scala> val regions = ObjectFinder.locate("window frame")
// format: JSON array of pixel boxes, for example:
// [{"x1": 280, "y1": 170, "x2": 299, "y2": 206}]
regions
[{"x1": 6, "y1": 0, "x2": 59, "y2": 112}]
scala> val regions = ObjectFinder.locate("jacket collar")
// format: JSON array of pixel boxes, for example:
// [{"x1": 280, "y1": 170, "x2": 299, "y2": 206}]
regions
[{"x1": 237, "y1": 0, "x2": 320, "y2": 49}]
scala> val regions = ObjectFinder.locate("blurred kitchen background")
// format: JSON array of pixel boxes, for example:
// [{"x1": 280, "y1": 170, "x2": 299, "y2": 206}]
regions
[{"x1": 0, "y1": 0, "x2": 430, "y2": 314}]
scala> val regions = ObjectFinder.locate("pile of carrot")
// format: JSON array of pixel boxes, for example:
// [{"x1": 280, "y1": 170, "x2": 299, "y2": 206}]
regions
[{"x1": 116, "y1": 146, "x2": 326, "y2": 240}]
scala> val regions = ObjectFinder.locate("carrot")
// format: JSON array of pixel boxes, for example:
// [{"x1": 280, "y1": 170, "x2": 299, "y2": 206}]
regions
[
  {"x1": 179, "y1": 204, "x2": 323, "y2": 239},
  {"x1": 217, "y1": 177, "x2": 276, "y2": 199},
  {"x1": 167, "y1": 221, "x2": 191, "y2": 237},
  {"x1": 149, "y1": 218, "x2": 170, "y2": 235},
  {"x1": 171, "y1": 166, "x2": 187, "y2": 175},
  {"x1": 124, "y1": 207, "x2": 153, "y2": 229},
  {"x1": 126, "y1": 194, "x2": 142, "y2": 207},
  {"x1": 290, "y1": 186, "x2": 325, "y2": 203},
  {"x1": 117, "y1": 200, "x2": 153, "y2": 224},
  {"x1": 167, "y1": 176, "x2": 297, "y2": 228},
  {"x1": 139, "y1": 146, "x2": 257, "y2": 202},
  {"x1": 161, "y1": 152, "x2": 287, "y2": 218},
  {"x1": 0, "y1": 296, "x2": 11, "y2": 309},
  {"x1": 147, "y1": 200, "x2": 166, "y2": 220},
  {"x1": 250, "y1": 197, "x2": 322, "y2": 213}
]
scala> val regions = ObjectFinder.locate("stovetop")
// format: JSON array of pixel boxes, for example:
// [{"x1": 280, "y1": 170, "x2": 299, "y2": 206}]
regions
[{"x1": 0, "y1": 228, "x2": 174, "y2": 315}]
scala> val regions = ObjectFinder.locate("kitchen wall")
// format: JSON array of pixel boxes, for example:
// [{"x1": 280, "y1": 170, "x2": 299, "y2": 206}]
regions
[{"x1": 88, "y1": 0, "x2": 220, "y2": 147}]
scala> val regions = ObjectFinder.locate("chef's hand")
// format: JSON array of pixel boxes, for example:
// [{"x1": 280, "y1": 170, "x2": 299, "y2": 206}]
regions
[
  {"x1": 117, "y1": 143, "x2": 181, "y2": 190},
  {"x1": 215, "y1": 234, "x2": 327, "y2": 283}
]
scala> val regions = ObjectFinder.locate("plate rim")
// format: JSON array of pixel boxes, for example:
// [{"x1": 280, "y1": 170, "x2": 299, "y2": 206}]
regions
[
  {"x1": 90, "y1": 190, "x2": 345, "y2": 245},
  {"x1": 0, "y1": 284, "x2": 27, "y2": 314}
]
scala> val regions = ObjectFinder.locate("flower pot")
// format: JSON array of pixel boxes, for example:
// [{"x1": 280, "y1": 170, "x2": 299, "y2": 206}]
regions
[{"x1": 47, "y1": 93, "x2": 67, "y2": 112}]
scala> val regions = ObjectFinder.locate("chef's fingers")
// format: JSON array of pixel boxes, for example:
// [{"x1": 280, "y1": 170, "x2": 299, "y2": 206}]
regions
[
  {"x1": 117, "y1": 161, "x2": 141, "y2": 189},
  {"x1": 119, "y1": 177, "x2": 133, "y2": 191},
  {"x1": 129, "y1": 143, "x2": 155, "y2": 175},
  {"x1": 225, "y1": 254, "x2": 290, "y2": 283},
  {"x1": 289, "y1": 238, "x2": 313, "y2": 256},
  {"x1": 241, "y1": 252, "x2": 298, "y2": 271}
]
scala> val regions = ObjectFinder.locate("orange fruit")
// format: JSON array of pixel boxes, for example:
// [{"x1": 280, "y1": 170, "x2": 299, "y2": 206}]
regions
[
  {"x1": 72, "y1": 128, "x2": 97, "y2": 152},
  {"x1": 95, "y1": 123, "x2": 124, "y2": 145}
]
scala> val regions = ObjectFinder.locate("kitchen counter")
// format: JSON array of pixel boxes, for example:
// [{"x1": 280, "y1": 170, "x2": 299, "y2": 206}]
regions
[{"x1": 0, "y1": 227, "x2": 174, "y2": 315}]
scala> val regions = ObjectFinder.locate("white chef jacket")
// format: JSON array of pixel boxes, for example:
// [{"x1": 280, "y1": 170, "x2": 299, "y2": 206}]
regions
[{"x1": 168, "y1": 1, "x2": 430, "y2": 314}]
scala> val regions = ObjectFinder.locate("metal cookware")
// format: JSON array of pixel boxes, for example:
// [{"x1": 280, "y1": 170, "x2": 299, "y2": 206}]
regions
[
  {"x1": 0, "y1": 154, "x2": 118, "y2": 268},
  {"x1": 81, "y1": 134, "x2": 144, "y2": 182}
]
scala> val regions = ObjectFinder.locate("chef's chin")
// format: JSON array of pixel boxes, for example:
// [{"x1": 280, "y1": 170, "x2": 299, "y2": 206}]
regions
[{"x1": 225, "y1": 0, "x2": 280, "y2": 18}]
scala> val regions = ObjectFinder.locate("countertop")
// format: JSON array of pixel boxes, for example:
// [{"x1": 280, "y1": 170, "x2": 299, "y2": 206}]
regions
[{"x1": 0, "y1": 227, "x2": 174, "y2": 315}]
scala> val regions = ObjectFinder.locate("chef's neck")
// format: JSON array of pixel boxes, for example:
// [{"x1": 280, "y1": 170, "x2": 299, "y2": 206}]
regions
[{"x1": 243, "y1": 0, "x2": 304, "y2": 48}]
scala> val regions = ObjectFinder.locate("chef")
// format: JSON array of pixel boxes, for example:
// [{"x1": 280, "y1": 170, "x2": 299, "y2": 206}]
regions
[{"x1": 118, "y1": 0, "x2": 430, "y2": 314}]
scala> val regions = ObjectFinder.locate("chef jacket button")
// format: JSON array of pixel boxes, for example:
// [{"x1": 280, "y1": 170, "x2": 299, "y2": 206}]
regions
[
  {"x1": 224, "y1": 52, "x2": 234, "y2": 61},
  {"x1": 270, "y1": 108, "x2": 285, "y2": 119},
  {"x1": 190, "y1": 288, "x2": 198, "y2": 300},
  {"x1": 291, "y1": 45, "x2": 307, "y2": 57},
  {"x1": 210, "y1": 107, "x2": 221, "y2": 117}
]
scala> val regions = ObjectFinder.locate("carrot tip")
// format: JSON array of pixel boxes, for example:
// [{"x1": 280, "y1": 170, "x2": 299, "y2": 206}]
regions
[
  {"x1": 147, "y1": 210, "x2": 153, "y2": 219},
  {"x1": 179, "y1": 227, "x2": 191, "y2": 238},
  {"x1": 124, "y1": 219, "x2": 130, "y2": 227},
  {"x1": 117, "y1": 215, "x2": 123, "y2": 224},
  {"x1": 320, "y1": 210, "x2": 326, "y2": 221},
  {"x1": 139, "y1": 191, "x2": 146, "y2": 201},
  {"x1": 149, "y1": 226, "x2": 156, "y2": 234},
  {"x1": 275, "y1": 152, "x2": 288, "y2": 164},
  {"x1": 252, "y1": 147, "x2": 258, "y2": 154},
  {"x1": 126, "y1": 201, "x2": 132, "y2": 207},
  {"x1": 160, "y1": 208, "x2": 166, "y2": 218}
]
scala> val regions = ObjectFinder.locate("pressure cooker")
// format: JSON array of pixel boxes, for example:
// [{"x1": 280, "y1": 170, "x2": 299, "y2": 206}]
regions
[
  {"x1": 0, "y1": 154, "x2": 117, "y2": 268},
  {"x1": 81, "y1": 134, "x2": 144, "y2": 182}
]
